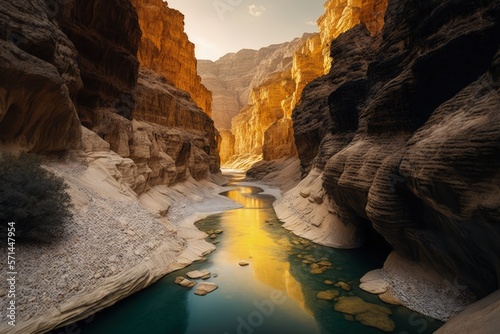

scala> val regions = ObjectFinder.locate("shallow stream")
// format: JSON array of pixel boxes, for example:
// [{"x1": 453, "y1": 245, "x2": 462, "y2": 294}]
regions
[{"x1": 63, "y1": 180, "x2": 442, "y2": 334}]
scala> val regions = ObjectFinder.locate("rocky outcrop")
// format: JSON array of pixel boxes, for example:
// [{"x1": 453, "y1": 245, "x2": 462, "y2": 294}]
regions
[
  {"x1": 218, "y1": 129, "x2": 235, "y2": 165},
  {"x1": 134, "y1": 69, "x2": 220, "y2": 178},
  {"x1": 56, "y1": 0, "x2": 141, "y2": 125},
  {"x1": 285, "y1": 0, "x2": 500, "y2": 310},
  {"x1": 54, "y1": 0, "x2": 219, "y2": 191},
  {"x1": 318, "y1": 0, "x2": 388, "y2": 73},
  {"x1": 130, "y1": 0, "x2": 212, "y2": 116}
]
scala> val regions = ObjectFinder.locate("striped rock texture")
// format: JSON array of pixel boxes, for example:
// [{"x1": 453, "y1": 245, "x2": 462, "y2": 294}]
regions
[{"x1": 293, "y1": 0, "x2": 500, "y2": 297}]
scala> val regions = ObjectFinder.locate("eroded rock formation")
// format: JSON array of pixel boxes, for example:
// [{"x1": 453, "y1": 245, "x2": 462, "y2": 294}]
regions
[
  {"x1": 284, "y1": 0, "x2": 500, "y2": 303},
  {"x1": 0, "y1": 0, "x2": 82, "y2": 152},
  {"x1": 130, "y1": 0, "x2": 212, "y2": 116},
  {"x1": 1, "y1": 0, "x2": 220, "y2": 190}
]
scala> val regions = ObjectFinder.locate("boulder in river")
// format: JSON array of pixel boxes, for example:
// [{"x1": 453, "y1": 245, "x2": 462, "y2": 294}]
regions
[
  {"x1": 187, "y1": 269, "x2": 211, "y2": 279},
  {"x1": 194, "y1": 283, "x2": 219, "y2": 296}
]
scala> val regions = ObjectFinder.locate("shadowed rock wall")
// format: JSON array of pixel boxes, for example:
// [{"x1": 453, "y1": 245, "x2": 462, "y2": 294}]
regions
[
  {"x1": 1, "y1": 0, "x2": 221, "y2": 192},
  {"x1": 293, "y1": 0, "x2": 500, "y2": 297}
]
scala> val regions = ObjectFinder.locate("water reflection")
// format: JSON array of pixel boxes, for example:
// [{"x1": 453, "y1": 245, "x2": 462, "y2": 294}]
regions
[
  {"x1": 65, "y1": 182, "x2": 443, "y2": 334},
  {"x1": 218, "y1": 187, "x2": 309, "y2": 312}
]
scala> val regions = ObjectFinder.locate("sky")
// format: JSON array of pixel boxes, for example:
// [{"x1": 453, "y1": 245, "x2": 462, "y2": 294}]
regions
[{"x1": 166, "y1": 0, "x2": 327, "y2": 61}]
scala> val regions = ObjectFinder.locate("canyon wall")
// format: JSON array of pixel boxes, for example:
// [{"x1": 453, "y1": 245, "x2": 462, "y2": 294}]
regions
[
  {"x1": 0, "y1": 0, "x2": 225, "y2": 332},
  {"x1": 0, "y1": 0, "x2": 83, "y2": 152},
  {"x1": 200, "y1": 0, "x2": 389, "y2": 167},
  {"x1": 282, "y1": 0, "x2": 500, "y2": 303},
  {"x1": 2, "y1": 0, "x2": 219, "y2": 194},
  {"x1": 199, "y1": 37, "x2": 310, "y2": 166},
  {"x1": 130, "y1": 0, "x2": 212, "y2": 116},
  {"x1": 66, "y1": 0, "x2": 217, "y2": 192}
]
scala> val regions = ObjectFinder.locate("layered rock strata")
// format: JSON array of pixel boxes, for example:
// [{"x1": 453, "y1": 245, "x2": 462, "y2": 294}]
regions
[
  {"x1": 54, "y1": 0, "x2": 219, "y2": 191},
  {"x1": 130, "y1": 0, "x2": 212, "y2": 116},
  {"x1": 279, "y1": 0, "x2": 500, "y2": 316},
  {"x1": 0, "y1": 0, "x2": 82, "y2": 152},
  {"x1": 200, "y1": 0, "x2": 389, "y2": 166}
]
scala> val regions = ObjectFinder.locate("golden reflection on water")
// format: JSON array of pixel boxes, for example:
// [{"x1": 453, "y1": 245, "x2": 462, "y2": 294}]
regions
[{"x1": 221, "y1": 187, "x2": 309, "y2": 313}]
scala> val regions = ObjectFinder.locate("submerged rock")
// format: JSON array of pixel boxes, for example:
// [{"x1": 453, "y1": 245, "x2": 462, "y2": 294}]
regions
[
  {"x1": 355, "y1": 311, "x2": 395, "y2": 332},
  {"x1": 317, "y1": 290, "x2": 340, "y2": 300},
  {"x1": 175, "y1": 276, "x2": 197, "y2": 288},
  {"x1": 335, "y1": 281, "x2": 351, "y2": 291},
  {"x1": 334, "y1": 296, "x2": 395, "y2": 332}
]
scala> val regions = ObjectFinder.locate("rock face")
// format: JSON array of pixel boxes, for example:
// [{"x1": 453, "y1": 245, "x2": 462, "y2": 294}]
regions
[
  {"x1": 1, "y1": 0, "x2": 220, "y2": 190},
  {"x1": 198, "y1": 38, "x2": 309, "y2": 130},
  {"x1": 288, "y1": 0, "x2": 500, "y2": 299},
  {"x1": 130, "y1": 0, "x2": 212, "y2": 116},
  {"x1": 318, "y1": 0, "x2": 388, "y2": 73},
  {"x1": 199, "y1": 0, "x2": 389, "y2": 166},
  {"x1": 0, "y1": 0, "x2": 82, "y2": 152},
  {"x1": 199, "y1": 36, "x2": 311, "y2": 165}
]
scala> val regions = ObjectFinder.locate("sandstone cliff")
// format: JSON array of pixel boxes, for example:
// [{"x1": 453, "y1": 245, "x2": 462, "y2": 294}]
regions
[
  {"x1": 0, "y1": 1, "x2": 224, "y2": 331},
  {"x1": 0, "y1": 0, "x2": 83, "y2": 152},
  {"x1": 130, "y1": 0, "x2": 212, "y2": 116},
  {"x1": 200, "y1": 0, "x2": 389, "y2": 167},
  {"x1": 198, "y1": 38, "x2": 309, "y2": 131},
  {"x1": 56, "y1": 0, "x2": 218, "y2": 192},
  {"x1": 277, "y1": 0, "x2": 500, "y2": 319}
]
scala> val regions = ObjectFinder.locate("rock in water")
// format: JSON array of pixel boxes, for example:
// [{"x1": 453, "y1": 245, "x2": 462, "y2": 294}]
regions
[
  {"x1": 186, "y1": 270, "x2": 211, "y2": 279},
  {"x1": 359, "y1": 280, "x2": 389, "y2": 295},
  {"x1": 194, "y1": 283, "x2": 219, "y2": 296},
  {"x1": 335, "y1": 282, "x2": 351, "y2": 291},
  {"x1": 334, "y1": 296, "x2": 395, "y2": 332},
  {"x1": 175, "y1": 277, "x2": 197, "y2": 288},
  {"x1": 239, "y1": 261, "x2": 250, "y2": 266},
  {"x1": 316, "y1": 290, "x2": 340, "y2": 301}
]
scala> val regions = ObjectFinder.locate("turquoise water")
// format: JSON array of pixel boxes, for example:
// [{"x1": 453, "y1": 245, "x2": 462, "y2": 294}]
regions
[{"x1": 56, "y1": 182, "x2": 442, "y2": 334}]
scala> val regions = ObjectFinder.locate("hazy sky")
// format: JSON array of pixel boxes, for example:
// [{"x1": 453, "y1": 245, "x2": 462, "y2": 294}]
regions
[{"x1": 166, "y1": 0, "x2": 327, "y2": 61}]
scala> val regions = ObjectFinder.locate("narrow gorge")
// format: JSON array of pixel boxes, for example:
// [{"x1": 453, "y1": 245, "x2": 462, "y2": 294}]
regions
[{"x1": 0, "y1": 0, "x2": 499, "y2": 333}]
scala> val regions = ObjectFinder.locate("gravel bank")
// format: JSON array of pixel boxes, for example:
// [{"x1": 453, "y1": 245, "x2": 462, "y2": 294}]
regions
[{"x1": 0, "y1": 160, "x2": 240, "y2": 333}]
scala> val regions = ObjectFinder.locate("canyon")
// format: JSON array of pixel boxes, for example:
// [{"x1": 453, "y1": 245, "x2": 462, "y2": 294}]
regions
[
  {"x1": 199, "y1": 0, "x2": 389, "y2": 167},
  {"x1": 0, "y1": 0, "x2": 499, "y2": 333}
]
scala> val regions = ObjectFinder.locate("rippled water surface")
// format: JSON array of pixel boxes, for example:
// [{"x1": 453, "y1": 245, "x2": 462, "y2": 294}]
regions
[{"x1": 63, "y1": 180, "x2": 442, "y2": 334}]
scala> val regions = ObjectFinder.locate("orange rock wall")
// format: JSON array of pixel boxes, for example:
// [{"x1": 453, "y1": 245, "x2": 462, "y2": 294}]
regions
[
  {"x1": 226, "y1": 0, "x2": 388, "y2": 164},
  {"x1": 131, "y1": 0, "x2": 212, "y2": 116},
  {"x1": 319, "y1": 0, "x2": 389, "y2": 73}
]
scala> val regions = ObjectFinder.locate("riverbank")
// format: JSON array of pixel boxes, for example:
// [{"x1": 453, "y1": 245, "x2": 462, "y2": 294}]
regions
[{"x1": 0, "y1": 158, "x2": 241, "y2": 334}]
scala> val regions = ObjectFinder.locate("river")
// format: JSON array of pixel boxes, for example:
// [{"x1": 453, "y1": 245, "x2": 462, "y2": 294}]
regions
[{"x1": 60, "y1": 178, "x2": 442, "y2": 334}]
